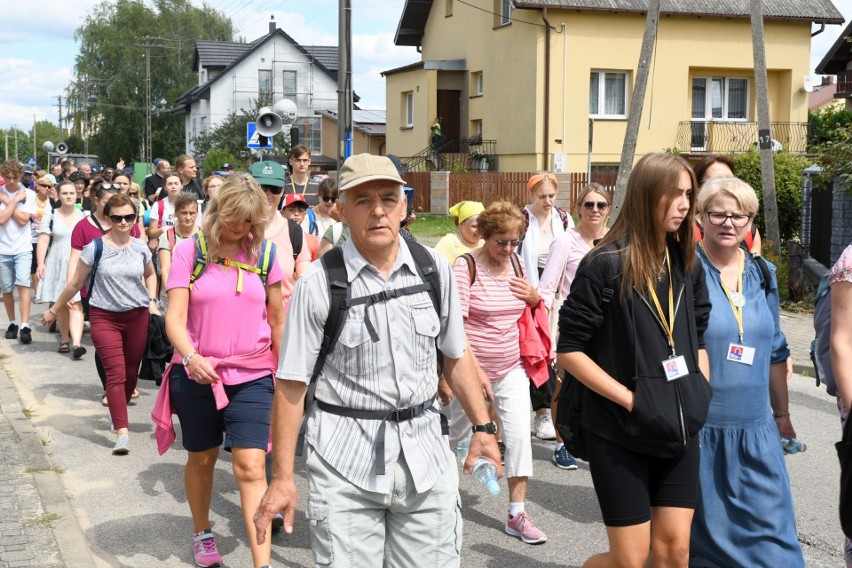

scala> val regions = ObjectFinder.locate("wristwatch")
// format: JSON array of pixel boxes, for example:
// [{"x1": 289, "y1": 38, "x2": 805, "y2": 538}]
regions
[
  {"x1": 182, "y1": 351, "x2": 197, "y2": 366},
  {"x1": 472, "y1": 421, "x2": 498, "y2": 435}
]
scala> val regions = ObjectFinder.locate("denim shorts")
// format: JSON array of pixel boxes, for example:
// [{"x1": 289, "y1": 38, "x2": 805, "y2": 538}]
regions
[
  {"x1": 0, "y1": 251, "x2": 33, "y2": 292},
  {"x1": 168, "y1": 364, "x2": 274, "y2": 453}
]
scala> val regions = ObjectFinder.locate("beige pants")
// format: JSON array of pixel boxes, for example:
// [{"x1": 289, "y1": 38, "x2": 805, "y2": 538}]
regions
[{"x1": 305, "y1": 445, "x2": 462, "y2": 567}]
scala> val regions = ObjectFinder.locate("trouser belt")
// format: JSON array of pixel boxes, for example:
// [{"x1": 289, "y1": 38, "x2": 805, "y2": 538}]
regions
[{"x1": 315, "y1": 396, "x2": 447, "y2": 475}]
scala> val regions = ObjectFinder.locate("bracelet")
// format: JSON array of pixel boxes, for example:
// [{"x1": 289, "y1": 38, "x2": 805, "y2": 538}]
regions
[
  {"x1": 773, "y1": 412, "x2": 790, "y2": 418},
  {"x1": 149, "y1": 298, "x2": 158, "y2": 303},
  {"x1": 48, "y1": 307, "x2": 57, "y2": 316}
]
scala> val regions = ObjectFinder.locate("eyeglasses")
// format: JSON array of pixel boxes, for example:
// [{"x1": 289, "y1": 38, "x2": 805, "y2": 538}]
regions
[
  {"x1": 109, "y1": 214, "x2": 137, "y2": 224},
  {"x1": 100, "y1": 183, "x2": 121, "y2": 190},
  {"x1": 261, "y1": 184, "x2": 284, "y2": 195},
  {"x1": 705, "y1": 211, "x2": 751, "y2": 227},
  {"x1": 582, "y1": 201, "x2": 609, "y2": 211},
  {"x1": 291, "y1": 158, "x2": 310, "y2": 164},
  {"x1": 493, "y1": 239, "x2": 520, "y2": 248},
  {"x1": 321, "y1": 195, "x2": 337, "y2": 203}
]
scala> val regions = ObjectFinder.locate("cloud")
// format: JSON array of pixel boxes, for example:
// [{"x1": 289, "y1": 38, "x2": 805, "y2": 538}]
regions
[
  {"x1": 0, "y1": 54, "x2": 74, "y2": 126},
  {"x1": 0, "y1": 0, "x2": 101, "y2": 44}
]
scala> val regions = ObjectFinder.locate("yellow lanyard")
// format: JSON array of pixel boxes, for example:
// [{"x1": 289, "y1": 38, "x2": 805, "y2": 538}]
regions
[
  {"x1": 702, "y1": 244, "x2": 745, "y2": 343},
  {"x1": 646, "y1": 250, "x2": 676, "y2": 355}
]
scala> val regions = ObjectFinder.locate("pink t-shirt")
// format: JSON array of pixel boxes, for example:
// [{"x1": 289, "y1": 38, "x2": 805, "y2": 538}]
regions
[
  {"x1": 166, "y1": 237, "x2": 284, "y2": 385},
  {"x1": 453, "y1": 254, "x2": 525, "y2": 381},
  {"x1": 264, "y1": 217, "x2": 311, "y2": 308}
]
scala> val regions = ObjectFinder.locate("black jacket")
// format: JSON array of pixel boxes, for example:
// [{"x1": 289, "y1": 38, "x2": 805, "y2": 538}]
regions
[{"x1": 557, "y1": 238, "x2": 712, "y2": 458}]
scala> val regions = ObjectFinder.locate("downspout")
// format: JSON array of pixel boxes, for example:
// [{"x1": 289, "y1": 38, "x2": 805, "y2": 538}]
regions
[
  {"x1": 812, "y1": 24, "x2": 825, "y2": 37},
  {"x1": 542, "y1": 8, "x2": 551, "y2": 170}
]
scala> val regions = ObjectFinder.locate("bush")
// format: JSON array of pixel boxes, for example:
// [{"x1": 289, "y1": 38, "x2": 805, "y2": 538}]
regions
[
  {"x1": 732, "y1": 150, "x2": 812, "y2": 242},
  {"x1": 201, "y1": 148, "x2": 237, "y2": 175}
]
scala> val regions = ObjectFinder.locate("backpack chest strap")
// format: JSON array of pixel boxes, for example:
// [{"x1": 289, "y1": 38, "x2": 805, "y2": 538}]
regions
[{"x1": 344, "y1": 282, "x2": 432, "y2": 342}]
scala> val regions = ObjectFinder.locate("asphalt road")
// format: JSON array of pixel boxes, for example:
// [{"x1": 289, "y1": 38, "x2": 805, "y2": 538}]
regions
[{"x1": 1, "y1": 305, "x2": 846, "y2": 567}]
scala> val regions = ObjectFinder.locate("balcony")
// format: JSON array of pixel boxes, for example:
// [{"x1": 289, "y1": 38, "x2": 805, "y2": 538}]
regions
[
  {"x1": 837, "y1": 70, "x2": 852, "y2": 98},
  {"x1": 675, "y1": 121, "x2": 811, "y2": 155}
]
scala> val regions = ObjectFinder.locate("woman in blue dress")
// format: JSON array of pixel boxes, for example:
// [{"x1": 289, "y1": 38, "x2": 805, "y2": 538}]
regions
[{"x1": 690, "y1": 176, "x2": 803, "y2": 567}]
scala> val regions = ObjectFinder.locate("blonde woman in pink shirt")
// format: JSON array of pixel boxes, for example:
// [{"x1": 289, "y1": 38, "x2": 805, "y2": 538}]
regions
[
  {"x1": 164, "y1": 174, "x2": 284, "y2": 568},
  {"x1": 538, "y1": 183, "x2": 611, "y2": 469}
]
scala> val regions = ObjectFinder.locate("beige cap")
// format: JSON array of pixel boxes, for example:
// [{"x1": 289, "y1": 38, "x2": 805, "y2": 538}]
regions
[{"x1": 338, "y1": 154, "x2": 404, "y2": 192}]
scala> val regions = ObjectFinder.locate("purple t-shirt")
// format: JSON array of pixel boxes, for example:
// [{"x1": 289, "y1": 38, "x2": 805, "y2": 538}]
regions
[{"x1": 166, "y1": 237, "x2": 283, "y2": 385}]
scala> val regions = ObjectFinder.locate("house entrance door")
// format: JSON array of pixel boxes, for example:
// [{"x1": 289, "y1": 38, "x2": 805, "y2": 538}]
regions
[{"x1": 437, "y1": 90, "x2": 461, "y2": 152}]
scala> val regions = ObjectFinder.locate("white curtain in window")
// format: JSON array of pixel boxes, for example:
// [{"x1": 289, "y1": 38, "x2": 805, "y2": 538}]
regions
[
  {"x1": 589, "y1": 73, "x2": 599, "y2": 115},
  {"x1": 711, "y1": 78, "x2": 723, "y2": 119},
  {"x1": 604, "y1": 73, "x2": 625, "y2": 115}
]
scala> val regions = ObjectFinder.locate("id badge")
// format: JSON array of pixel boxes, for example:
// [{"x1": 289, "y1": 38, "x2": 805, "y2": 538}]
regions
[
  {"x1": 662, "y1": 355, "x2": 689, "y2": 381},
  {"x1": 727, "y1": 343, "x2": 755, "y2": 365}
]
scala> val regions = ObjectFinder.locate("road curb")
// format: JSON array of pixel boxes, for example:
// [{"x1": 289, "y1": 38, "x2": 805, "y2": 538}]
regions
[{"x1": 0, "y1": 366, "x2": 97, "y2": 568}]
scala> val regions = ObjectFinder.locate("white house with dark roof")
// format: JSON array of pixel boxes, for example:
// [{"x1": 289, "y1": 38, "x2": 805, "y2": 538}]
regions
[{"x1": 174, "y1": 19, "x2": 344, "y2": 156}]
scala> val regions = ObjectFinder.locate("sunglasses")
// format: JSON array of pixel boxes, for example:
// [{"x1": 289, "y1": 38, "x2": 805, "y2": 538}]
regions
[
  {"x1": 321, "y1": 195, "x2": 337, "y2": 203},
  {"x1": 109, "y1": 214, "x2": 137, "y2": 224},
  {"x1": 261, "y1": 184, "x2": 284, "y2": 195},
  {"x1": 494, "y1": 239, "x2": 520, "y2": 247},
  {"x1": 38, "y1": 184, "x2": 52, "y2": 188},
  {"x1": 582, "y1": 201, "x2": 609, "y2": 211},
  {"x1": 100, "y1": 183, "x2": 121, "y2": 190}
]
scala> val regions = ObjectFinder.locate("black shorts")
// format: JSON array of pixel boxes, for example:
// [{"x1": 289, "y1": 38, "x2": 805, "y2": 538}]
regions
[
  {"x1": 169, "y1": 364, "x2": 274, "y2": 453},
  {"x1": 586, "y1": 430, "x2": 700, "y2": 527}
]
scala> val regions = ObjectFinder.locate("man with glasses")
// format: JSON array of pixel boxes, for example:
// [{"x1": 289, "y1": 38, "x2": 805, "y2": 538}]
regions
[
  {"x1": 21, "y1": 165, "x2": 36, "y2": 190},
  {"x1": 281, "y1": 145, "x2": 318, "y2": 208}
]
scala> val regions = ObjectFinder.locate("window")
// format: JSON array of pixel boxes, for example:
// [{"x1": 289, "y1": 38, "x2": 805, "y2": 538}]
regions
[
  {"x1": 294, "y1": 117, "x2": 322, "y2": 155},
  {"x1": 589, "y1": 71, "x2": 628, "y2": 118},
  {"x1": 471, "y1": 119, "x2": 483, "y2": 137},
  {"x1": 499, "y1": 0, "x2": 513, "y2": 25},
  {"x1": 691, "y1": 77, "x2": 749, "y2": 121},
  {"x1": 403, "y1": 91, "x2": 414, "y2": 127},
  {"x1": 283, "y1": 70, "x2": 297, "y2": 98},
  {"x1": 199, "y1": 116, "x2": 208, "y2": 136},
  {"x1": 472, "y1": 72, "x2": 484, "y2": 96},
  {"x1": 258, "y1": 69, "x2": 272, "y2": 96}
]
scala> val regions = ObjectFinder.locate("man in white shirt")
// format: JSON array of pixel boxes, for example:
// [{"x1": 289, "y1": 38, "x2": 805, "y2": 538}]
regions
[{"x1": 0, "y1": 160, "x2": 37, "y2": 343}]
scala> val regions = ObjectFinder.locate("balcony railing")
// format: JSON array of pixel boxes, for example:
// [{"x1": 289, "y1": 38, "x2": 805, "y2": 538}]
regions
[
  {"x1": 838, "y1": 70, "x2": 852, "y2": 98},
  {"x1": 675, "y1": 121, "x2": 811, "y2": 154}
]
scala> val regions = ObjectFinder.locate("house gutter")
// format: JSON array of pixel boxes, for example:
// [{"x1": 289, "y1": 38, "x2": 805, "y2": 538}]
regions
[
  {"x1": 811, "y1": 24, "x2": 825, "y2": 37},
  {"x1": 542, "y1": 7, "x2": 551, "y2": 170}
]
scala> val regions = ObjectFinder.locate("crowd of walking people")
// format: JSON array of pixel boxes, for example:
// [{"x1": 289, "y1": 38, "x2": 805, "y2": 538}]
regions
[{"x1": 0, "y1": 147, "x2": 847, "y2": 568}]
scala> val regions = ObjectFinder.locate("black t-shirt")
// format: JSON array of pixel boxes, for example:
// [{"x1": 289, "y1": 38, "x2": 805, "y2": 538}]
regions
[{"x1": 144, "y1": 173, "x2": 164, "y2": 198}]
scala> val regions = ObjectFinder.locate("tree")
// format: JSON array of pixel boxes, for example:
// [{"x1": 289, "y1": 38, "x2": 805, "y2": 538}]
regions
[
  {"x1": 0, "y1": 127, "x2": 32, "y2": 164},
  {"x1": 31, "y1": 120, "x2": 61, "y2": 167},
  {"x1": 613, "y1": 0, "x2": 660, "y2": 214},
  {"x1": 72, "y1": 0, "x2": 234, "y2": 165}
]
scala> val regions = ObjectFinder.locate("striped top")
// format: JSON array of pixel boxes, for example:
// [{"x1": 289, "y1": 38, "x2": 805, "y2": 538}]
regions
[
  {"x1": 278, "y1": 238, "x2": 467, "y2": 493},
  {"x1": 453, "y1": 253, "x2": 525, "y2": 381}
]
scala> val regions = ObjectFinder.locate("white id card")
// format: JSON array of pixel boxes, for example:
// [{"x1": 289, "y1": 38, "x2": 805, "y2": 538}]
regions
[
  {"x1": 727, "y1": 343, "x2": 756, "y2": 365},
  {"x1": 662, "y1": 355, "x2": 689, "y2": 381}
]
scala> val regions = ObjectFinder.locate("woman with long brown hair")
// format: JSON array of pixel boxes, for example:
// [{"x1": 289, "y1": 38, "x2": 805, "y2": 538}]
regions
[{"x1": 557, "y1": 153, "x2": 712, "y2": 567}]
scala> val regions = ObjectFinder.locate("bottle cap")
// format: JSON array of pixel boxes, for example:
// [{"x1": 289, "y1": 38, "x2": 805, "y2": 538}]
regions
[{"x1": 485, "y1": 480, "x2": 500, "y2": 495}]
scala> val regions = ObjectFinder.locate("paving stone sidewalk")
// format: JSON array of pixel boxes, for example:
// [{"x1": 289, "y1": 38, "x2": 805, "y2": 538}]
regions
[{"x1": 0, "y1": 367, "x2": 94, "y2": 568}]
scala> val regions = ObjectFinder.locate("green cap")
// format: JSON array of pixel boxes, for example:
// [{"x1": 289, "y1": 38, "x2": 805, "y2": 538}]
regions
[{"x1": 249, "y1": 160, "x2": 286, "y2": 187}]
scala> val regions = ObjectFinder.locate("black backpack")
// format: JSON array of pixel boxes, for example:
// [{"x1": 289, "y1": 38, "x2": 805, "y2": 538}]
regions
[{"x1": 295, "y1": 239, "x2": 444, "y2": 458}]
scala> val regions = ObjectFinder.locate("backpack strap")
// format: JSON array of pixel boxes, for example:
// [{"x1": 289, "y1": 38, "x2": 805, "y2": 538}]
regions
[
  {"x1": 166, "y1": 227, "x2": 177, "y2": 252},
  {"x1": 189, "y1": 232, "x2": 208, "y2": 290},
  {"x1": 288, "y1": 218, "x2": 303, "y2": 260},
  {"x1": 405, "y1": 240, "x2": 441, "y2": 317},
  {"x1": 509, "y1": 252, "x2": 523, "y2": 278},
  {"x1": 88, "y1": 237, "x2": 104, "y2": 297},
  {"x1": 157, "y1": 199, "x2": 166, "y2": 229},
  {"x1": 307, "y1": 208, "x2": 318, "y2": 236},
  {"x1": 256, "y1": 239, "x2": 276, "y2": 287},
  {"x1": 557, "y1": 207, "x2": 570, "y2": 231},
  {"x1": 297, "y1": 246, "x2": 350, "y2": 456},
  {"x1": 752, "y1": 253, "x2": 772, "y2": 297},
  {"x1": 461, "y1": 252, "x2": 476, "y2": 285}
]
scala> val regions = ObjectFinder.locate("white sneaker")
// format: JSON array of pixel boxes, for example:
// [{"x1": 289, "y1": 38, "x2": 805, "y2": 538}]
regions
[{"x1": 533, "y1": 414, "x2": 556, "y2": 440}]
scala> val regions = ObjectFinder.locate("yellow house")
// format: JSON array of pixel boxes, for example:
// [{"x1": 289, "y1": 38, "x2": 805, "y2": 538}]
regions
[
  {"x1": 384, "y1": 0, "x2": 844, "y2": 173},
  {"x1": 316, "y1": 109, "x2": 387, "y2": 164}
]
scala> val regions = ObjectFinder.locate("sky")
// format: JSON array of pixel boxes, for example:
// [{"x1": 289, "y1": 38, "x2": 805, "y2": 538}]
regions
[{"x1": 0, "y1": 0, "x2": 850, "y2": 135}]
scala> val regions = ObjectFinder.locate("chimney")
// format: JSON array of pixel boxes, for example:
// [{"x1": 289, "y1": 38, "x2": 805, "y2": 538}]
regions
[{"x1": 269, "y1": 16, "x2": 276, "y2": 34}]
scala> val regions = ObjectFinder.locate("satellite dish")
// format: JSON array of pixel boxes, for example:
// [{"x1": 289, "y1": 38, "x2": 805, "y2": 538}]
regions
[
  {"x1": 42, "y1": 141, "x2": 54, "y2": 152},
  {"x1": 802, "y1": 75, "x2": 815, "y2": 94}
]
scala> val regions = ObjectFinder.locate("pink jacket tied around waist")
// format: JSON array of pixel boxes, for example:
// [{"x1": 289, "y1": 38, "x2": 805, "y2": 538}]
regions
[{"x1": 151, "y1": 344, "x2": 277, "y2": 455}]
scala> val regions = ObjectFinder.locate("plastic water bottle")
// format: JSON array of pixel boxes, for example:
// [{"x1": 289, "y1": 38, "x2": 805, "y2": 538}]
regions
[
  {"x1": 472, "y1": 457, "x2": 501, "y2": 495},
  {"x1": 456, "y1": 436, "x2": 500, "y2": 495},
  {"x1": 781, "y1": 436, "x2": 807, "y2": 454}
]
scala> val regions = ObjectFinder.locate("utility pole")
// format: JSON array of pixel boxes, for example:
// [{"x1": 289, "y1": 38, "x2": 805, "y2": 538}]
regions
[
  {"x1": 750, "y1": 0, "x2": 781, "y2": 256},
  {"x1": 337, "y1": 0, "x2": 353, "y2": 170},
  {"x1": 32, "y1": 115, "x2": 36, "y2": 164},
  {"x1": 143, "y1": 36, "x2": 153, "y2": 167},
  {"x1": 56, "y1": 95, "x2": 64, "y2": 144},
  {"x1": 13, "y1": 125, "x2": 18, "y2": 161},
  {"x1": 613, "y1": 0, "x2": 660, "y2": 214},
  {"x1": 4, "y1": 130, "x2": 7, "y2": 160}
]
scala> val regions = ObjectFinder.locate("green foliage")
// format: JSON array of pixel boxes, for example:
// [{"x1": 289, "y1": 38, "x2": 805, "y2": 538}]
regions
[
  {"x1": 72, "y1": 0, "x2": 234, "y2": 164},
  {"x1": 813, "y1": 122, "x2": 852, "y2": 188},
  {"x1": 32, "y1": 121, "x2": 61, "y2": 167},
  {"x1": 0, "y1": 127, "x2": 33, "y2": 165},
  {"x1": 202, "y1": 147, "x2": 238, "y2": 173},
  {"x1": 732, "y1": 150, "x2": 812, "y2": 242},
  {"x1": 808, "y1": 106, "x2": 852, "y2": 147}
]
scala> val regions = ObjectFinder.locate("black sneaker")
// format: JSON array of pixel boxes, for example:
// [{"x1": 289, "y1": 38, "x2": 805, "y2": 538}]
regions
[
  {"x1": 19, "y1": 326, "x2": 31, "y2": 344},
  {"x1": 5, "y1": 323, "x2": 18, "y2": 339}
]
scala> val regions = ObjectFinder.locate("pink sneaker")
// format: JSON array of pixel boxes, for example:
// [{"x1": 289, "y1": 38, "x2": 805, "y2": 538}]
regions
[
  {"x1": 505, "y1": 511, "x2": 547, "y2": 544},
  {"x1": 192, "y1": 529, "x2": 222, "y2": 567}
]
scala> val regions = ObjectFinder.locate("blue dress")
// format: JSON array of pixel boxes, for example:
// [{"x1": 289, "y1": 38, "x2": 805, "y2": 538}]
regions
[{"x1": 690, "y1": 247, "x2": 804, "y2": 567}]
